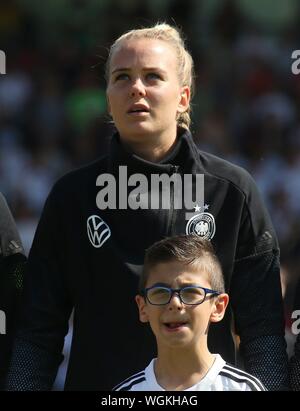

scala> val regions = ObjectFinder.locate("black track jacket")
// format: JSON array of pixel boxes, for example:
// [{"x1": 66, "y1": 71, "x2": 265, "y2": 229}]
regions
[{"x1": 7, "y1": 129, "x2": 287, "y2": 390}]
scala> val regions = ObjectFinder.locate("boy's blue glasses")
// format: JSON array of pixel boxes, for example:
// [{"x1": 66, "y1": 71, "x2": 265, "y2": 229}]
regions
[{"x1": 142, "y1": 285, "x2": 220, "y2": 306}]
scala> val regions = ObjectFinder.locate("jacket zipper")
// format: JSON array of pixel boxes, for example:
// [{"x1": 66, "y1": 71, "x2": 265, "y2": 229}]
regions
[{"x1": 167, "y1": 165, "x2": 180, "y2": 236}]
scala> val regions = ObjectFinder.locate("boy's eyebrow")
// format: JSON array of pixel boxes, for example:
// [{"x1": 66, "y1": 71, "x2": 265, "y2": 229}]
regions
[
  {"x1": 148, "y1": 282, "x2": 205, "y2": 288},
  {"x1": 148, "y1": 282, "x2": 170, "y2": 288},
  {"x1": 179, "y1": 282, "x2": 204, "y2": 287}
]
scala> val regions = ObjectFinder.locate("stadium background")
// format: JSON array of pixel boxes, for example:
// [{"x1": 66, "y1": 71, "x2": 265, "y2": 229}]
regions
[{"x1": 0, "y1": 0, "x2": 299, "y2": 389}]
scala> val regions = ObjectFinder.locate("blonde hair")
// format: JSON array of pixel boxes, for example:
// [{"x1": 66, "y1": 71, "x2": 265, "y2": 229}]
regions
[{"x1": 106, "y1": 23, "x2": 194, "y2": 130}]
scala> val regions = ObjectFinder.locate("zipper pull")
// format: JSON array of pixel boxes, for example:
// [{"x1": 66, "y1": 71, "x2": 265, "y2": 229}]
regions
[{"x1": 171, "y1": 165, "x2": 179, "y2": 174}]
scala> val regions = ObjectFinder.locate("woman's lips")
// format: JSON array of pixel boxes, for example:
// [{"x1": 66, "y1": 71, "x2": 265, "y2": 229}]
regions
[
  {"x1": 127, "y1": 111, "x2": 149, "y2": 116},
  {"x1": 127, "y1": 104, "x2": 150, "y2": 114}
]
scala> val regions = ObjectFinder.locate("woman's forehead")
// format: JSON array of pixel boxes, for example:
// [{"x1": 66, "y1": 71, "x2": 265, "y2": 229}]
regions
[{"x1": 109, "y1": 38, "x2": 177, "y2": 71}]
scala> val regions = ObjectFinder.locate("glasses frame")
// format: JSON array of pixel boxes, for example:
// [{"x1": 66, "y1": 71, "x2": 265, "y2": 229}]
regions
[{"x1": 143, "y1": 285, "x2": 220, "y2": 306}]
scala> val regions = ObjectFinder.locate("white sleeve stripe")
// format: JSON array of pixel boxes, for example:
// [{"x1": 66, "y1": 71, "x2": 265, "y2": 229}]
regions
[
  {"x1": 223, "y1": 364, "x2": 266, "y2": 390},
  {"x1": 220, "y1": 371, "x2": 260, "y2": 391},
  {"x1": 116, "y1": 377, "x2": 146, "y2": 391},
  {"x1": 224, "y1": 363, "x2": 258, "y2": 378},
  {"x1": 112, "y1": 371, "x2": 145, "y2": 391},
  {"x1": 220, "y1": 369, "x2": 265, "y2": 391}
]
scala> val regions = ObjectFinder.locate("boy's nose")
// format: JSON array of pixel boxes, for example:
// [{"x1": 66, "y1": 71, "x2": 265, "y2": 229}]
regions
[{"x1": 168, "y1": 293, "x2": 183, "y2": 311}]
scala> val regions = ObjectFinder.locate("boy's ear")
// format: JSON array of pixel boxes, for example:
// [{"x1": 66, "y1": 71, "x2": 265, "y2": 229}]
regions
[
  {"x1": 135, "y1": 295, "x2": 149, "y2": 323},
  {"x1": 210, "y1": 293, "x2": 229, "y2": 323}
]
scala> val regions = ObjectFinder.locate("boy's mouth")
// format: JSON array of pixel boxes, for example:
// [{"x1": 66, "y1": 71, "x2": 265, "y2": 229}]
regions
[{"x1": 164, "y1": 321, "x2": 188, "y2": 330}]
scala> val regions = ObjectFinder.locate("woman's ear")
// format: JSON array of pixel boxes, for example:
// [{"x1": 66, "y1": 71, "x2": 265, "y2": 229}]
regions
[
  {"x1": 135, "y1": 295, "x2": 149, "y2": 323},
  {"x1": 210, "y1": 293, "x2": 229, "y2": 323},
  {"x1": 177, "y1": 86, "x2": 190, "y2": 114}
]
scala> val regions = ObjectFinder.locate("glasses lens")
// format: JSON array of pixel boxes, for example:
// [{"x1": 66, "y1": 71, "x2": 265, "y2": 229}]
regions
[
  {"x1": 180, "y1": 286, "x2": 205, "y2": 304},
  {"x1": 147, "y1": 287, "x2": 170, "y2": 305}
]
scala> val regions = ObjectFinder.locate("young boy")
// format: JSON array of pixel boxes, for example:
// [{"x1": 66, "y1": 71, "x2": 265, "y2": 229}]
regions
[{"x1": 113, "y1": 235, "x2": 266, "y2": 391}]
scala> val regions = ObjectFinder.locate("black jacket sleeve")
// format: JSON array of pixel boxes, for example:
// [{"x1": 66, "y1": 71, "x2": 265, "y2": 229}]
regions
[
  {"x1": 5, "y1": 187, "x2": 73, "y2": 391},
  {"x1": 230, "y1": 176, "x2": 289, "y2": 390},
  {"x1": 0, "y1": 193, "x2": 26, "y2": 389},
  {"x1": 289, "y1": 279, "x2": 300, "y2": 391},
  {"x1": 289, "y1": 332, "x2": 300, "y2": 391}
]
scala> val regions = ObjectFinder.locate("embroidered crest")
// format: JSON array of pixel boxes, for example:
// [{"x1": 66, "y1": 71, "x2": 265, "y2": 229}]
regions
[{"x1": 186, "y1": 212, "x2": 216, "y2": 240}]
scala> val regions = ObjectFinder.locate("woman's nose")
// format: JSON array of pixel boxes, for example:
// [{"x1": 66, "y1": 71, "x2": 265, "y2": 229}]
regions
[{"x1": 130, "y1": 78, "x2": 146, "y2": 97}]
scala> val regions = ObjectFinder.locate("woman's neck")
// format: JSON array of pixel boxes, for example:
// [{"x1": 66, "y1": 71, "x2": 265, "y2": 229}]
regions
[
  {"x1": 154, "y1": 343, "x2": 215, "y2": 391},
  {"x1": 120, "y1": 129, "x2": 178, "y2": 163}
]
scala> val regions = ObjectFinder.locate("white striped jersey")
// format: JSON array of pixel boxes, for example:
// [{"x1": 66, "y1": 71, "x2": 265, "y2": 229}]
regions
[{"x1": 113, "y1": 354, "x2": 266, "y2": 391}]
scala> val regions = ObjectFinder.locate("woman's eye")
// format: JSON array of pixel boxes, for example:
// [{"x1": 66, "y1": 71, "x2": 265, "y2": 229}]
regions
[
  {"x1": 147, "y1": 73, "x2": 161, "y2": 80},
  {"x1": 115, "y1": 73, "x2": 129, "y2": 81}
]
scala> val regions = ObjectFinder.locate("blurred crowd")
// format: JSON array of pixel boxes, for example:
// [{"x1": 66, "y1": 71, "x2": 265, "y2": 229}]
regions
[{"x1": 1, "y1": 0, "x2": 300, "y2": 380}]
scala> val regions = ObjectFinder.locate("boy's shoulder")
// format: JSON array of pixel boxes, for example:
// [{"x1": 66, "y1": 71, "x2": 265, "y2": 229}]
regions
[
  {"x1": 112, "y1": 370, "x2": 146, "y2": 391},
  {"x1": 218, "y1": 362, "x2": 267, "y2": 391}
]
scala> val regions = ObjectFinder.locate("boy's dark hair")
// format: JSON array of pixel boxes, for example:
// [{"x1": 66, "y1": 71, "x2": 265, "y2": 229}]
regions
[{"x1": 140, "y1": 234, "x2": 225, "y2": 294}]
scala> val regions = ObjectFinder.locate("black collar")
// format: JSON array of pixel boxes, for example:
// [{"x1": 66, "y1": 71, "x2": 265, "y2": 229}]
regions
[{"x1": 108, "y1": 128, "x2": 199, "y2": 177}]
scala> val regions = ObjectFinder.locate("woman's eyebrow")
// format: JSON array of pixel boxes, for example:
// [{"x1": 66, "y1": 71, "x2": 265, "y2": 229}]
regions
[
  {"x1": 143, "y1": 67, "x2": 167, "y2": 73},
  {"x1": 111, "y1": 67, "x2": 167, "y2": 75},
  {"x1": 111, "y1": 67, "x2": 130, "y2": 74}
]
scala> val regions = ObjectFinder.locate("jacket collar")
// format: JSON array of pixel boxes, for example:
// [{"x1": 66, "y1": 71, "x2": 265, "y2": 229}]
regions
[{"x1": 108, "y1": 127, "x2": 200, "y2": 177}]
